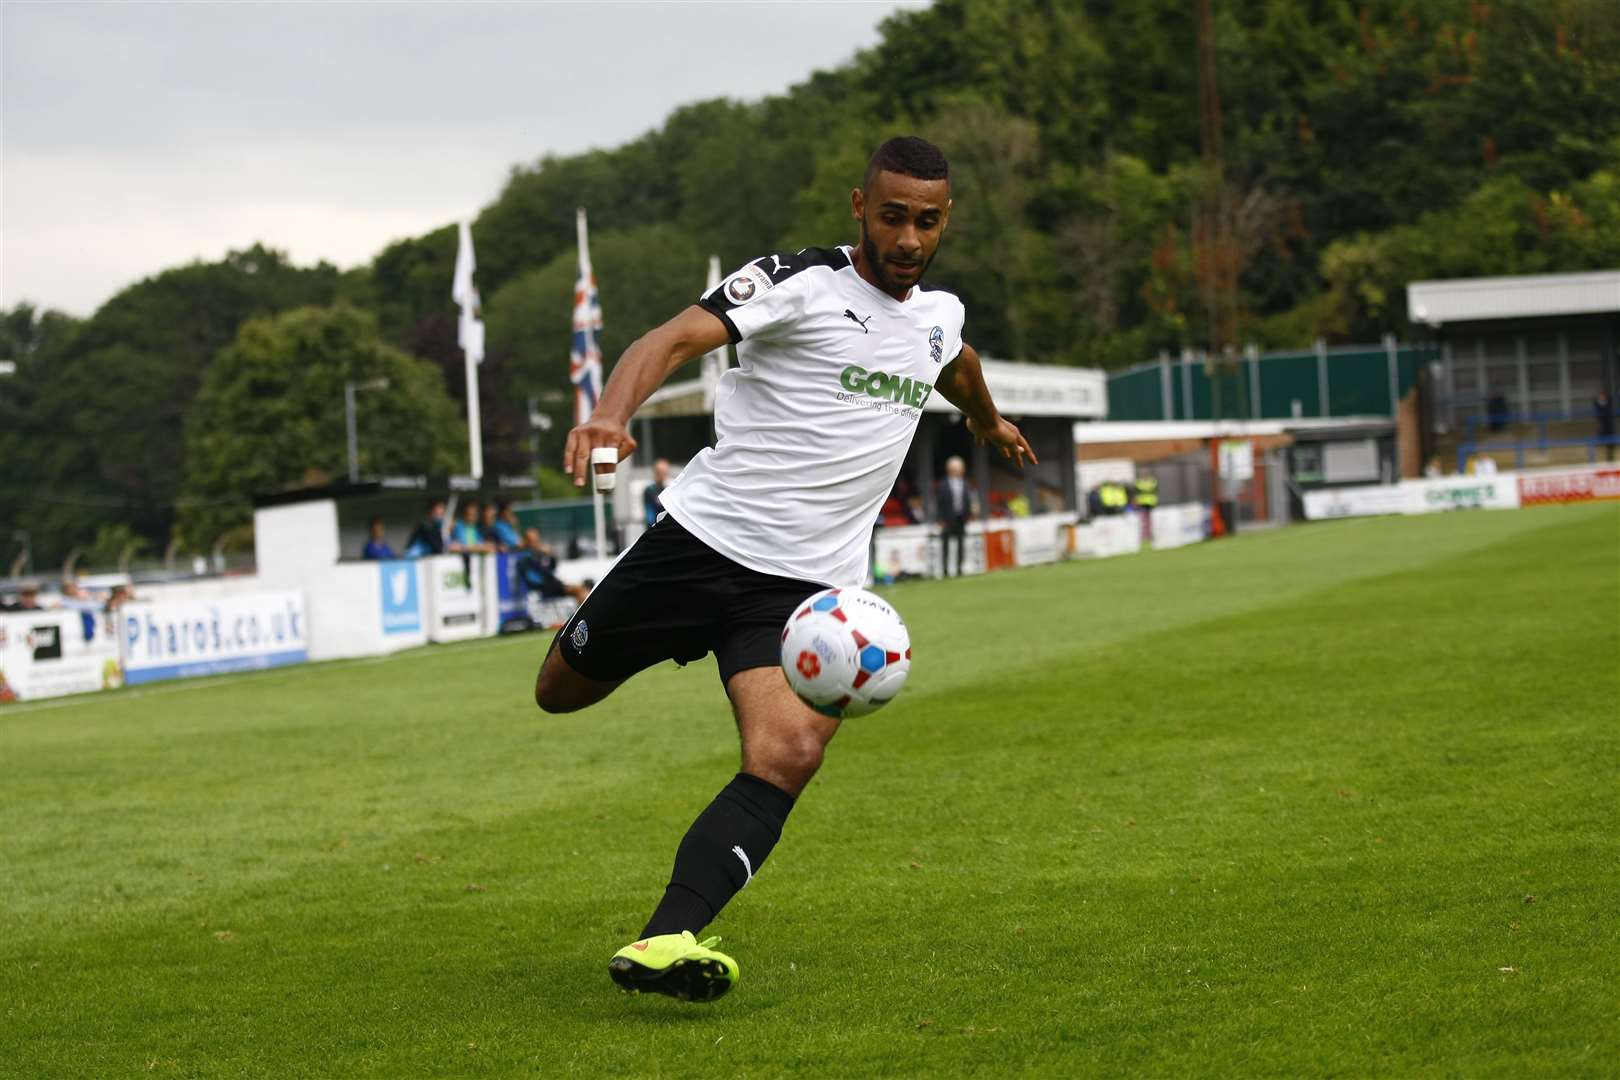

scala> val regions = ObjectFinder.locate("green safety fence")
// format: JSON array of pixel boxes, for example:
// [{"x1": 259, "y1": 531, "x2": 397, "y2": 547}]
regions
[{"x1": 1106, "y1": 343, "x2": 1437, "y2": 422}]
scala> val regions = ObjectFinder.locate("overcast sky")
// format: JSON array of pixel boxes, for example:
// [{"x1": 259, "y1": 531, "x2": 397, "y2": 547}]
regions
[{"x1": 1, "y1": 1, "x2": 922, "y2": 316}]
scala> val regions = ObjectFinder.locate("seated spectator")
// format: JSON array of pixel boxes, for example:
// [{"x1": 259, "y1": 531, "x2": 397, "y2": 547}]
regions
[
  {"x1": 404, "y1": 499, "x2": 447, "y2": 557},
  {"x1": 516, "y1": 528, "x2": 589, "y2": 602},
  {"x1": 58, "y1": 579, "x2": 102, "y2": 611},
  {"x1": 448, "y1": 501, "x2": 492, "y2": 553},
  {"x1": 2, "y1": 583, "x2": 42, "y2": 611},
  {"x1": 361, "y1": 518, "x2": 396, "y2": 560},
  {"x1": 489, "y1": 500, "x2": 523, "y2": 553}
]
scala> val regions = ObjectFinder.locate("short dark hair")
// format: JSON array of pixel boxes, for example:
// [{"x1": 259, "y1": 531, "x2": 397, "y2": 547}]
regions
[{"x1": 863, "y1": 136, "x2": 950, "y2": 192}]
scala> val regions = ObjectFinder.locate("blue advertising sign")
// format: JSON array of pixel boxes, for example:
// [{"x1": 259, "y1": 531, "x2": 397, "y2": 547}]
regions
[
  {"x1": 121, "y1": 591, "x2": 307, "y2": 686},
  {"x1": 379, "y1": 560, "x2": 421, "y2": 635}
]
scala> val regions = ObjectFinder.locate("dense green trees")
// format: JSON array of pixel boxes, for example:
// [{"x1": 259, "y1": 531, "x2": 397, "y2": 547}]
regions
[
  {"x1": 3, "y1": 247, "x2": 348, "y2": 567},
  {"x1": 7, "y1": 0, "x2": 1618, "y2": 568},
  {"x1": 178, "y1": 306, "x2": 465, "y2": 547}
]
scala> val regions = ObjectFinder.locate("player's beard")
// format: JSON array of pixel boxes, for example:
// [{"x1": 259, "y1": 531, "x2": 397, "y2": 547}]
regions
[{"x1": 860, "y1": 224, "x2": 933, "y2": 296}]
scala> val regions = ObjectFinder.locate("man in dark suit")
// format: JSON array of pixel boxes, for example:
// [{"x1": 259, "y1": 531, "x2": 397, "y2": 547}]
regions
[{"x1": 934, "y1": 455, "x2": 978, "y2": 577}]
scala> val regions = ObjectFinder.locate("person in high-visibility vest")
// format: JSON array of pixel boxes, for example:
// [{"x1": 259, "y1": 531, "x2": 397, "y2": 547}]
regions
[
  {"x1": 1133, "y1": 475, "x2": 1158, "y2": 544},
  {"x1": 1134, "y1": 476, "x2": 1158, "y2": 509},
  {"x1": 1099, "y1": 482, "x2": 1129, "y2": 514}
]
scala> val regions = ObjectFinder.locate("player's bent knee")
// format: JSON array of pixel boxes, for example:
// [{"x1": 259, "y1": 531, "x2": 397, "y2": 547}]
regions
[{"x1": 535, "y1": 646, "x2": 623, "y2": 714}]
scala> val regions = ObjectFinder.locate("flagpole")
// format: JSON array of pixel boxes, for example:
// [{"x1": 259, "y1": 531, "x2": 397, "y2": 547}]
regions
[
  {"x1": 465, "y1": 352, "x2": 483, "y2": 482},
  {"x1": 577, "y1": 207, "x2": 608, "y2": 556}
]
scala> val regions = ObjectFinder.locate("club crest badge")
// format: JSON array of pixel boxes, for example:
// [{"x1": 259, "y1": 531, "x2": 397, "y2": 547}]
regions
[
  {"x1": 571, "y1": 620, "x2": 589, "y2": 650},
  {"x1": 929, "y1": 326, "x2": 945, "y2": 363},
  {"x1": 723, "y1": 264, "x2": 773, "y2": 306}
]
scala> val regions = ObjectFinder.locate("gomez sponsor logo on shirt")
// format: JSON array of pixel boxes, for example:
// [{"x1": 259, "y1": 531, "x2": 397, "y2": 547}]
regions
[{"x1": 835, "y1": 364, "x2": 933, "y2": 413}]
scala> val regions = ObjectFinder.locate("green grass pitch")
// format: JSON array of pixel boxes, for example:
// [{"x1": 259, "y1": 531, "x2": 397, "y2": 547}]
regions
[{"x1": 3, "y1": 504, "x2": 1616, "y2": 1078}]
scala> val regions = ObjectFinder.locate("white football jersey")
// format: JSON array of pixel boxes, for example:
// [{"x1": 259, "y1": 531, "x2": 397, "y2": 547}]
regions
[{"x1": 659, "y1": 245, "x2": 964, "y2": 587}]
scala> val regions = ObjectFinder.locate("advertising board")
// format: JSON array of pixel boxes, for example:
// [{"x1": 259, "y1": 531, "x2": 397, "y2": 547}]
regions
[
  {"x1": 120, "y1": 590, "x2": 308, "y2": 686},
  {"x1": 1073, "y1": 515, "x2": 1141, "y2": 559},
  {"x1": 1149, "y1": 503, "x2": 1209, "y2": 549},
  {"x1": 1302, "y1": 484, "x2": 1408, "y2": 520},
  {"x1": 0, "y1": 608, "x2": 122, "y2": 702},
  {"x1": 378, "y1": 560, "x2": 422, "y2": 636},
  {"x1": 1407, "y1": 475, "x2": 1519, "y2": 513},
  {"x1": 1518, "y1": 467, "x2": 1620, "y2": 505},
  {"x1": 424, "y1": 554, "x2": 484, "y2": 643}
]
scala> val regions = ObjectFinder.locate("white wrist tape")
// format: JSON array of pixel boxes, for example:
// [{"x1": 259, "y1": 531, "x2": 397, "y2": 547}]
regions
[{"x1": 591, "y1": 447, "x2": 619, "y2": 493}]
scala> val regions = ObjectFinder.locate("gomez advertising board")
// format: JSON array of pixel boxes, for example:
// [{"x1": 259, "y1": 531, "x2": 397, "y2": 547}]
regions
[{"x1": 120, "y1": 591, "x2": 308, "y2": 685}]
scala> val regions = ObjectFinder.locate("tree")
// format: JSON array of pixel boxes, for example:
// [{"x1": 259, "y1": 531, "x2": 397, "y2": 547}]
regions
[
  {"x1": 3, "y1": 247, "x2": 345, "y2": 565},
  {"x1": 177, "y1": 306, "x2": 465, "y2": 547}
]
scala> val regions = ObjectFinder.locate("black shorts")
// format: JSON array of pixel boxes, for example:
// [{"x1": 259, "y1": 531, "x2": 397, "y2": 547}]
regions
[{"x1": 553, "y1": 514, "x2": 826, "y2": 685}]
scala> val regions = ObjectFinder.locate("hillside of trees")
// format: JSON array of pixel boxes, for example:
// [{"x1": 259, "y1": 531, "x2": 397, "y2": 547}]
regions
[{"x1": 5, "y1": 0, "x2": 1618, "y2": 566}]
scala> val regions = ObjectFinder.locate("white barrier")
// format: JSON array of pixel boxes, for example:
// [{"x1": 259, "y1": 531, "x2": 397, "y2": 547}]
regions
[
  {"x1": 423, "y1": 554, "x2": 484, "y2": 643},
  {"x1": 1406, "y1": 475, "x2": 1520, "y2": 513},
  {"x1": 1008, "y1": 514, "x2": 1070, "y2": 566},
  {"x1": 1149, "y1": 503, "x2": 1209, "y2": 550},
  {"x1": 0, "y1": 608, "x2": 122, "y2": 702},
  {"x1": 1303, "y1": 484, "x2": 1410, "y2": 520},
  {"x1": 873, "y1": 524, "x2": 986, "y2": 578},
  {"x1": 1072, "y1": 515, "x2": 1142, "y2": 559},
  {"x1": 119, "y1": 590, "x2": 308, "y2": 686},
  {"x1": 1305, "y1": 473, "x2": 1520, "y2": 520}
]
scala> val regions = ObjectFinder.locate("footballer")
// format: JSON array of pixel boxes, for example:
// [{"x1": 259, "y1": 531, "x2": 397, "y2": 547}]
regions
[{"x1": 535, "y1": 136, "x2": 1036, "y2": 1001}]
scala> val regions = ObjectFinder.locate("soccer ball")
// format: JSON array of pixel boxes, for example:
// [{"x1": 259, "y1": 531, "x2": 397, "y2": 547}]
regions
[{"x1": 780, "y1": 587, "x2": 911, "y2": 718}]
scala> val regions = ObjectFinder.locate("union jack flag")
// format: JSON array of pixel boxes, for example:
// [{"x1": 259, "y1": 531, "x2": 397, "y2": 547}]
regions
[{"x1": 570, "y1": 207, "x2": 604, "y2": 426}]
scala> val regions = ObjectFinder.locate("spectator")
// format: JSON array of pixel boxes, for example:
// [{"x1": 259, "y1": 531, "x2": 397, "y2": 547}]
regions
[
  {"x1": 58, "y1": 579, "x2": 102, "y2": 611},
  {"x1": 1595, "y1": 390, "x2": 1615, "y2": 463},
  {"x1": 404, "y1": 499, "x2": 447, "y2": 557},
  {"x1": 879, "y1": 483, "x2": 915, "y2": 526},
  {"x1": 1469, "y1": 454, "x2": 1498, "y2": 476},
  {"x1": 1424, "y1": 456, "x2": 1444, "y2": 478},
  {"x1": 1487, "y1": 389, "x2": 1510, "y2": 432},
  {"x1": 489, "y1": 500, "x2": 523, "y2": 553},
  {"x1": 361, "y1": 518, "x2": 396, "y2": 560},
  {"x1": 2, "y1": 583, "x2": 42, "y2": 611},
  {"x1": 104, "y1": 584, "x2": 135, "y2": 614},
  {"x1": 516, "y1": 528, "x2": 589, "y2": 603},
  {"x1": 644, "y1": 458, "x2": 671, "y2": 526},
  {"x1": 449, "y1": 501, "x2": 491, "y2": 553},
  {"x1": 934, "y1": 455, "x2": 978, "y2": 577}
]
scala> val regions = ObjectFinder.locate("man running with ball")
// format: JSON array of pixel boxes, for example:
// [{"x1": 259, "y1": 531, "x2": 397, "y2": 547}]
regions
[{"x1": 535, "y1": 136, "x2": 1036, "y2": 1001}]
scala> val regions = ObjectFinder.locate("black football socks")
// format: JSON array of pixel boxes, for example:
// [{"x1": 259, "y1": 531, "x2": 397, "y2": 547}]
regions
[{"x1": 639, "y1": 772, "x2": 796, "y2": 939}]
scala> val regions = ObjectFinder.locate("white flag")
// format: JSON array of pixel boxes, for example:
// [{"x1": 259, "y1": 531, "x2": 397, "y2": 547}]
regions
[
  {"x1": 452, "y1": 221, "x2": 477, "y2": 307},
  {"x1": 453, "y1": 221, "x2": 484, "y2": 364}
]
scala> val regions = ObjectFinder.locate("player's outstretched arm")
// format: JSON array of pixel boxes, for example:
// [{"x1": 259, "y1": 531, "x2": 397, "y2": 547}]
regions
[
  {"x1": 565, "y1": 305, "x2": 731, "y2": 487},
  {"x1": 935, "y1": 342, "x2": 1038, "y2": 468}
]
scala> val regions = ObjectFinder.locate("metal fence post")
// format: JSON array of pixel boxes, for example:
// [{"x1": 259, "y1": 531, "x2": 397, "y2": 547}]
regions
[{"x1": 1315, "y1": 338, "x2": 1329, "y2": 417}]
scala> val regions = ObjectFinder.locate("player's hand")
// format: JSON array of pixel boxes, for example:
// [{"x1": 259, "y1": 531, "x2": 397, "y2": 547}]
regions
[
  {"x1": 967, "y1": 415, "x2": 1038, "y2": 468},
  {"x1": 564, "y1": 417, "x2": 638, "y2": 488}
]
